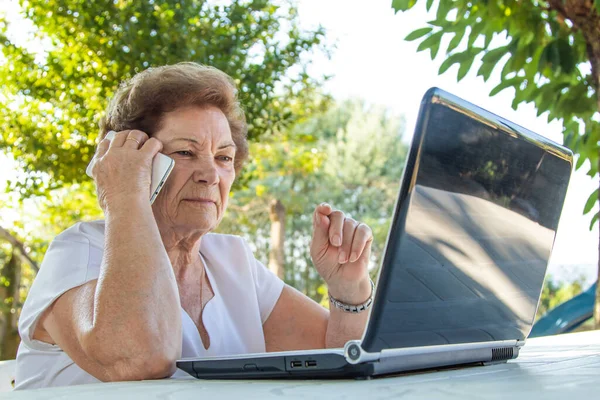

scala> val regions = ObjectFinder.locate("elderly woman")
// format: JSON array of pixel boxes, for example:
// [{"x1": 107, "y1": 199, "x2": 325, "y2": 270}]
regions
[{"x1": 14, "y1": 62, "x2": 374, "y2": 389}]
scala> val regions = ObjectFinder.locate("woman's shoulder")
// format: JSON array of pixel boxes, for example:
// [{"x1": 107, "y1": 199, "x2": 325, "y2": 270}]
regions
[{"x1": 54, "y1": 220, "x2": 106, "y2": 249}]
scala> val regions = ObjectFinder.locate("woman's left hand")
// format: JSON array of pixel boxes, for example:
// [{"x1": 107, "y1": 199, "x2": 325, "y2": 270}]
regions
[{"x1": 310, "y1": 203, "x2": 373, "y2": 305}]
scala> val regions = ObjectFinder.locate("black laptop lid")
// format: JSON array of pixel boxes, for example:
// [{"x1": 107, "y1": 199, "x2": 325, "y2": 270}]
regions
[{"x1": 361, "y1": 88, "x2": 573, "y2": 353}]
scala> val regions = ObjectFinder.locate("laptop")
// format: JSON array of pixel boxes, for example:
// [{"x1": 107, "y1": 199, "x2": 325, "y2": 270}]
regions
[{"x1": 177, "y1": 87, "x2": 573, "y2": 379}]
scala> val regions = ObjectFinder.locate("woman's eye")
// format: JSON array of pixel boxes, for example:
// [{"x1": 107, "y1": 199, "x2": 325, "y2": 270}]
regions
[
  {"x1": 218, "y1": 156, "x2": 233, "y2": 162},
  {"x1": 175, "y1": 150, "x2": 193, "y2": 156}
]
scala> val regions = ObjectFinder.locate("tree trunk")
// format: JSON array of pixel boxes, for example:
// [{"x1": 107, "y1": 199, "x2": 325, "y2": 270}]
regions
[
  {"x1": 596, "y1": 158, "x2": 600, "y2": 328},
  {"x1": 552, "y1": 0, "x2": 600, "y2": 329},
  {"x1": 268, "y1": 199, "x2": 286, "y2": 280},
  {"x1": 586, "y1": 23, "x2": 600, "y2": 330},
  {"x1": 0, "y1": 251, "x2": 22, "y2": 360},
  {"x1": 588, "y1": 24, "x2": 600, "y2": 328},
  {"x1": 0, "y1": 225, "x2": 39, "y2": 272}
]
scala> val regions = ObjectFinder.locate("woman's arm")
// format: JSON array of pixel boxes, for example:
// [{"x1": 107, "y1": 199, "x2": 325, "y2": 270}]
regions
[
  {"x1": 263, "y1": 283, "x2": 369, "y2": 351},
  {"x1": 35, "y1": 131, "x2": 182, "y2": 381},
  {"x1": 94, "y1": 195, "x2": 182, "y2": 376},
  {"x1": 264, "y1": 202, "x2": 374, "y2": 350}
]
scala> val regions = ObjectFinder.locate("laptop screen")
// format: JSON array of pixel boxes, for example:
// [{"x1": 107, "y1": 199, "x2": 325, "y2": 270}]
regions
[{"x1": 362, "y1": 91, "x2": 572, "y2": 352}]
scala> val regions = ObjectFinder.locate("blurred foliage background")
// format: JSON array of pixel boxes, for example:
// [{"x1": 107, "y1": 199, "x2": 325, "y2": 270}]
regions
[{"x1": 0, "y1": 0, "x2": 593, "y2": 360}]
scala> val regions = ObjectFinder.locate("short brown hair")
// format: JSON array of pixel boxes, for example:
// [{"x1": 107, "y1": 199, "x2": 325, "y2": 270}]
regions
[{"x1": 99, "y1": 62, "x2": 249, "y2": 174}]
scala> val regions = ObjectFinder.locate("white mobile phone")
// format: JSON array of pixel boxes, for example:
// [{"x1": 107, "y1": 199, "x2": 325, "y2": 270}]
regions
[{"x1": 86, "y1": 131, "x2": 175, "y2": 204}]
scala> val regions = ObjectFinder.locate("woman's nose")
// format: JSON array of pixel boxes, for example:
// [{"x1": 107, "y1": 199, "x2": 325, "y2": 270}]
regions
[{"x1": 191, "y1": 158, "x2": 219, "y2": 185}]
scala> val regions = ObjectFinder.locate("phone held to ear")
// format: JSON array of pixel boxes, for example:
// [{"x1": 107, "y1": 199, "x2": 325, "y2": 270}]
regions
[{"x1": 85, "y1": 131, "x2": 175, "y2": 205}]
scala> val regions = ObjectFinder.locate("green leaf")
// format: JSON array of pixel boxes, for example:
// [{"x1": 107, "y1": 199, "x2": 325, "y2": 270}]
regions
[
  {"x1": 590, "y1": 211, "x2": 599, "y2": 231},
  {"x1": 584, "y1": 189, "x2": 599, "y2": 214},
  {"x1": 439, "y1": 52, "x2": 467, "y2": 74},
  {"x1": 484, "y1": 32, "x2": 494, "y2": 49},
  {"x1": 576, "y1": 154, "x2": 586, "y2": 169},
  {"x1": 556, "y1": 38, "x2": 576, "y2": 74},
  {"x1": 404, "y1": 27, "x2": 432, "y2": 42},
  {"x1": 468, "y1": 23, "x2": 485, "y2": 48},
  {"x1": 447, "y1": 29, "x2": 466, "y2": 53},
  {"x1": 430, "y1": 40, "x2": 442, "y2": 59},
  {"x1": 536, "y1": 86, "x2": 558, "y2": 117},
  {"x1": 547, "y1": 41, "x2": 561, "y2": 71},
  {"x1": 520, "y1": 31, "x2": 536, "y2": 47},
  {"x1": 585, "y1": 140, "x2": 599, "y2": 172},
  {"x1": 417, "y1": 32, "x2": 443, "y2": 59},
  {"x1": 426, "y1": 19, "x2": 450, "y2": 27},
  {"x1": 436, "y1": 0, "x2": 453, "y2": 21},
  {"x1": 392, "y1": 0, "x2": 415, "y2": 12},
  {"x1": 482, "y1": 45, "x2": 510, "y2": 65},
  {"x1": 477, "y1": 62, "x2": 495, "y2": 81},
  {"x1": 489, "y1": 77, "x2": 523, "y2": 97},
  {"x1": 510, "y1": 50, "x2": 528, "y2": 71},
  {"x1": 457, "y1": 55, "x2": 476, "y2": 81},
  {"x1": 426, "y1": 0, "x2": 434, "y2": 11},
  {"x1": 595, "y1": 0, "x2": 600, "y2": 15},
  {"x1": 525, "y1": 45, "x2": 545, "y2": 78},
  {"x1": 563, "y1": 131, "x2": 577, "y2": 150},
  {"x1": 500, "y1": 57, "x2": 516, "y2": 78}
]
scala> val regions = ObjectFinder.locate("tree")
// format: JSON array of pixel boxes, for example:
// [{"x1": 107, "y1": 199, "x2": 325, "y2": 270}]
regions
[
  {"x1": 392, "y1": 0, "x2": 600, "y2": 328},
  {"x1": 0, "y1": 0, "x2": 329, "y2": 198},
  {"x1": 0, "y1": 0, "x2": 329, "y2": 358},
  {"x1": 219, "y1": 99, "x2": 407, "y2": 302}
]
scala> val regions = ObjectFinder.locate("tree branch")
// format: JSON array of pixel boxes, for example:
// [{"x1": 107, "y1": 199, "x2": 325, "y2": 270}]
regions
[
  {"x1": 546, "y1": 0, "x2": 583, "y2": 31},
  {"x1": 0, "y1": 225, "x2": 39, "y2": 272},
  {"x1": 547, "y1": 0, "x2": 570, "y2": 21}
]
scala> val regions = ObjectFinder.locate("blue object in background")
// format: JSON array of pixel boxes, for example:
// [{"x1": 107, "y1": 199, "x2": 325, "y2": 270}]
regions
[{"x1": 530, "y1": 283, "x2": 596, "y2": 337}]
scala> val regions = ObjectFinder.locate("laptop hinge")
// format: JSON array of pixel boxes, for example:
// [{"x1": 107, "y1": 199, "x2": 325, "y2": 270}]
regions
[{"x1": 344, "y1": 340, "x2": 380, "y2": 364}]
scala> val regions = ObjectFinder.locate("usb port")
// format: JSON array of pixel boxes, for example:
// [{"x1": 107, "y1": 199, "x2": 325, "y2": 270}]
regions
[
  {"x1": 290, "y1": 361, "x2": 302, "y2": 368},
  {"x1": 305, "y1": 360, "x2": 317, "y2": 368}
]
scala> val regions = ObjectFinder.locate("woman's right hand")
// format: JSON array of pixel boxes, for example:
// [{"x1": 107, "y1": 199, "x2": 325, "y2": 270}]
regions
[{"x1": 90, "y1": 129, "x2": 163, "y2": 211}]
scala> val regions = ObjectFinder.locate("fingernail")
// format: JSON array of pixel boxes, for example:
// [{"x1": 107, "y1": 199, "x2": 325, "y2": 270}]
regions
[
  {"x1": 349, "y1": 252, "x2": 358, "y2": 262},
  {"x1": 338, "y1": 251, "x2": 346, "y2": 263},
  {"x1": 332, "y1": 235, "x2": 342, "y2": 246}
]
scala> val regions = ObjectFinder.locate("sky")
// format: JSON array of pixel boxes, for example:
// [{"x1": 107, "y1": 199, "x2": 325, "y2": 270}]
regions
[
  {"x1": 294, "y1": 0, "x2": 599, "y2": 285},
  {"x1": 0, "y1": 0, "x2": 598, "y2": 285}
]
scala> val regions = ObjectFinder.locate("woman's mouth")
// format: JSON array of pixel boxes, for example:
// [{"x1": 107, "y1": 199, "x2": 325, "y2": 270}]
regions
[{"x1": 183, "y1": 198, "x2": 216, "y2": 204}]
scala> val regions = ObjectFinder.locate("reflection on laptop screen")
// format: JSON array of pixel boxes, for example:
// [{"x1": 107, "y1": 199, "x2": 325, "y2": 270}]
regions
[{"x1": 364, "y1": 98, "x2": 572, "y2": 352}]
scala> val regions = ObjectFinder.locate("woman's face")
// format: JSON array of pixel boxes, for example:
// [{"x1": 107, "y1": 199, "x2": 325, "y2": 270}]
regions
[{"x1": 151, "y1": 105, "x2": 236, "y2": 236}]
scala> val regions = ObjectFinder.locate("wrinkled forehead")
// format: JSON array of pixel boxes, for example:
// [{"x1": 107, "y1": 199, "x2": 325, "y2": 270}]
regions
[{"x1": 154, "y1": 105, "x2": 233, "y2": 146}]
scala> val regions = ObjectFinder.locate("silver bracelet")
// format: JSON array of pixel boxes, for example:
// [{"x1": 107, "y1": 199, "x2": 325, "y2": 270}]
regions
[{"x1": 328, "y1": 279, "x2": 375, "y2": 314}]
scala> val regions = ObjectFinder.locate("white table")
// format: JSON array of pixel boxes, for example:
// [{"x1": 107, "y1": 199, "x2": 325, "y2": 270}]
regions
[{"x1": 3, "y1": 330, "x2": 599, "y2": 399}]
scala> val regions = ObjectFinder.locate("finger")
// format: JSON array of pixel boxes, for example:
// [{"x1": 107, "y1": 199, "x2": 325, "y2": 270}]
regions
[
  {"x1": 140, "y1": 137, "x2": 164, "y2": 157},
  {"x1": 89, "y1": 137, "x2": 112, "y2": 178},
  {"x1": 313, "y1": 203, "x2": 334, "y2": 228},
  {"x1": 312, "y1": 204, "x2": 332, "y2": 250},
  {"x1": 315, "y1": 202, "x2": 334, "y2": 217},
  {"x1": 109, "y1": 130, "x2": 131, "y2": 148},
  {"x1": 349, "y1": 223, "x2": 373, "y2": 263},
  {"x1": 327, "y1": 210, "x2": 345, "y2": 247},
  {"x1": 123, "y1": 130, "x2": 149, "y2": 149},
  {"x1": 95, "y1": 136, "x2": 111, "y2": 159},
  {"x1": 338, "y1": 218, "x2": 358, "y2": 264}
]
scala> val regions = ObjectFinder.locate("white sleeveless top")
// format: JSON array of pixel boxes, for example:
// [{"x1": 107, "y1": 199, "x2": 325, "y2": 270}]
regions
[{"x1": 14, "y1": 220, "x2": 284, "y2": 389}]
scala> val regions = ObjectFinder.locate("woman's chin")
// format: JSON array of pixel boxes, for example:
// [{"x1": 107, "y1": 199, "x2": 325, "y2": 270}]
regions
[{"x1": 174, "y1": 218, "x2": 217, "y2": 234}]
